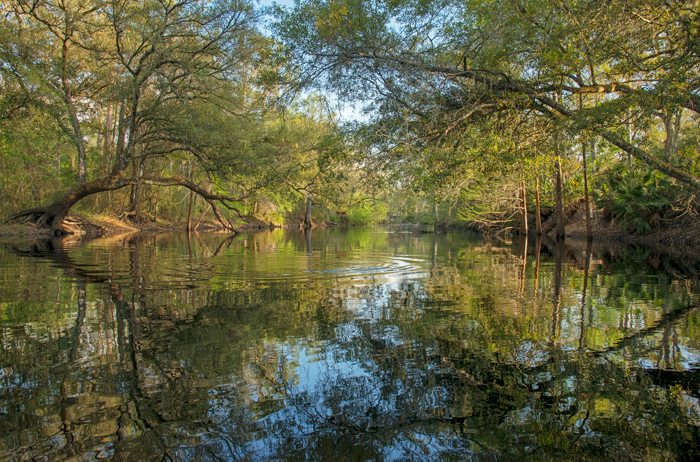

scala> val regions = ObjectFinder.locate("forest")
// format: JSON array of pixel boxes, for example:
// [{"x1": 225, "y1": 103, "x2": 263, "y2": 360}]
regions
[{"x1": 1, "y1": 0, "x2": 699, "y2": 239}]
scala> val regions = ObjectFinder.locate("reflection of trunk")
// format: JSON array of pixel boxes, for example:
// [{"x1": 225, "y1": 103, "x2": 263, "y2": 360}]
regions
[
  {"x1": 431, "y1": 235, "x2": 438, "y2": 271},
  {"x1": 305, "y1": 229, "x2": 312, "y2": 255},
  {"x1": 518, "y1": 235, "x2": 528, "y2": 297},
  {"x1": 661, "y1": 304, "x2": 672, "y2": 369},
  {"x1": 69, "y1": 282, "x2": 88, "y2": 362},
  {"x1": 551, "y1": 241, "x2": 565, "y2": 343},
  {"x1": 579, "y1": 239, "x2": 592, "y2": 350},
  {"x1": 554, "y1": 156, "x2": 566, "y2": 240},
  {"x1": 305, "y1": 229, "x2": 312, "y2": 280}
]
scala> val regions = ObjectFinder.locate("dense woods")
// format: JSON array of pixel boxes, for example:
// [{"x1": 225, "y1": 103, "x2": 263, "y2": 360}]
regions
[
  {"x1": 3, "y1": 3, "x2": 700, "y2": 459},
  {"x1": 2, "y1": 0, "x2": 700, "y2": 238}
]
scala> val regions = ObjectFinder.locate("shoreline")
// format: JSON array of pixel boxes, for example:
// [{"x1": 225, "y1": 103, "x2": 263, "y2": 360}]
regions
[{"x1": 2, "y1": 204, "x2": 699, "y2": 260}]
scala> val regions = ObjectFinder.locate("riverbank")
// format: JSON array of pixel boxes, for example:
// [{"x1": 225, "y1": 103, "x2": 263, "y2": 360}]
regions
[
  {"x1": 0, "y1": 212, "x2": 328, "y2": 238},
  {"x1": 542, "y1": 199, "x2": 700, "y2": 261},
  {"x1": 2, "y1": 200, "x2": 700, "y2": 256}
]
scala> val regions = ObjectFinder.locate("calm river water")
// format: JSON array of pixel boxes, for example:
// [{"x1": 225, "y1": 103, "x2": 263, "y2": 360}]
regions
[{"x1": 0, "y1": 228, "x2": 699, "y2": 461}]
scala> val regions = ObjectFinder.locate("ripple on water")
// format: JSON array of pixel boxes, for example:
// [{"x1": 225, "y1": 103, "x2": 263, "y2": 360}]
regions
[{"x1": 192, "y1": 253, "x2": 431, "y2": 287}]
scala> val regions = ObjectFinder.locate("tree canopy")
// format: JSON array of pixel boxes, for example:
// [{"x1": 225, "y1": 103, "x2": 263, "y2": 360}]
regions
[{"x1": 2, "y1": 0, "x2": 700, "y2": 234}]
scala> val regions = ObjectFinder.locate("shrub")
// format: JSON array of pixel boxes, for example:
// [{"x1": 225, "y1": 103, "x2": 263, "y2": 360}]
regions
[{"x1": 592, "y1": 166, "x2": 675, "y2": 234}]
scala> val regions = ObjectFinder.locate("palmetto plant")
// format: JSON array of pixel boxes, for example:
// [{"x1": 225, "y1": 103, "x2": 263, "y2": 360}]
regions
[{"x1": 592, "y1": 167, "x2": 674, "y2": 234}]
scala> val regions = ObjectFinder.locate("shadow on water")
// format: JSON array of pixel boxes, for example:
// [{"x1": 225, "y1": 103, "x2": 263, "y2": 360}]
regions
[{"x1": 0, "y1": 230, "x2": 699, "y2": 461}]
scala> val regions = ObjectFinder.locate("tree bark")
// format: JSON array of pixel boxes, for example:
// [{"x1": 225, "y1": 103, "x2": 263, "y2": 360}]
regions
[
  {"x1": 554, "y1": 156, "x2": 566, "y2": 240},
  {"x1": 582, "y1": 140, "x2": 592, "y2": 239},
  {"x1": 535, "y1": 178, "x2": 542, "y2": 235},
  {"x1": 5, "y1": 174, "x2": 246, "y2": 236},
  {"x1": 662, "y1": 108, "x2": 682, "y2": 161},
  {"x1": 65, "y1": 94, "x2": 87, "y2": 184},
  {"x1": 194, "y1": 203, "x2": 211, "y2": 231},
  {"x1": 187, "y1": 190, "x2": 195, "y2": 231},
  {"x1": 128, "y1": 158, "x2": 146, "y2": 216},
  {"x1": 520, "y1": 179, "x2": 528, "y2": 235},
  {"x1": 303, "y1": 184, "x2": 313, "y2": 229}
]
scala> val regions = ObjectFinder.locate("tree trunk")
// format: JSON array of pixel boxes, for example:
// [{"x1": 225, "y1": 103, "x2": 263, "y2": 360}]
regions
[
  {"x1": 303, "y1": 184, "x2": 313, "y2": 229},
  {"x1": 582, "y1": 140, "x2": 592, "y2": 239},
  {"x1": 27, "y1": 175, "x2": 129, "y2": 236},
  {"x1": 194, "y1": 204, "x2": 211, "y2": 231},
  {"x1": 535, "y1": 177, "x2": 542, "y2": 235},
  {"x1": 187, "y1": 191, "x2": 195, "y2": 231},
  {"x1": 662, "y1": 108, "x2": 682, "y2": 161},
  {"x1": 59, "y1": 26, "x2": 87, "y2": 185},
  {"x1": 103, "y1": 105, "x2": 115, "y2": 208},
  {"x1": 5, "y1": 173, "x2": 245, "y2": 236},
  {"x1": 627, "y1": 108, "x2": 633, "y2": 167},
  {"x1": 128, "y1": 158, "x2": 146, "y2": 216},
  {"x1": 66, "y1": 96, "x2": 87, "y2": 184},
  {"x1": 520, "y1": 179, "x2": 528, "y2": 235},
  {"x1": 554, "y1": 156, "x2": 566, "y2": 240}
]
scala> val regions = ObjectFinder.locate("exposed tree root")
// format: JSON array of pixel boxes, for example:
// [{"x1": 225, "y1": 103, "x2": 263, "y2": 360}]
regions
[
  {"x1": 5, "y1": 207, "x2": 49, "y2": 225},
  {"x1": 4, "y1": 175, "x2": 250, "y2": 236}
]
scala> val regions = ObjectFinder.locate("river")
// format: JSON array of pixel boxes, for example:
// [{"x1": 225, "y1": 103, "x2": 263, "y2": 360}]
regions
[{"x1": 0, "y1": 228, "x2": 698, "y2": 461}]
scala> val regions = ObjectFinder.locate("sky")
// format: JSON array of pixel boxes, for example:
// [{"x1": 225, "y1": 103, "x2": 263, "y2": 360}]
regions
[
  {"x1": 256, "y1": 0, "x2": 296, "y2": 11},
  {"x1": 253, "y1": 0, "x2": 367, "y2": 123}
]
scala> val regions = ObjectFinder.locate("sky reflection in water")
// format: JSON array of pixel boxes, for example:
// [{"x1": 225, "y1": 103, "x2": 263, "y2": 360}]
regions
[{"x1": 0, "y1": 228, "x2": 699, "y2": 461}]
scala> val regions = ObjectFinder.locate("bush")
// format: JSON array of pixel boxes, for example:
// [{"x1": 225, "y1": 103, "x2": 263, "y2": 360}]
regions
[{"x1": 592, "y1": 166, "x2": 676, "y2": 234}]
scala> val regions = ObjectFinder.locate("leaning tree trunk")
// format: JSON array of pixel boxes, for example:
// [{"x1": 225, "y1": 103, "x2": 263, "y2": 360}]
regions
[
  {"x1": 8, "y1": 175, "x2": 126, "y2": 236},
  {"x1": 5, "y1": 173, "x2": 247, "y2": 236}
]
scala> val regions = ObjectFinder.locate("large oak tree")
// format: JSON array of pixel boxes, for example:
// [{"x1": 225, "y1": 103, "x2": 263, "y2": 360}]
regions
[
  {"x1": 1, "y1": 0, "x2": 277, "y2": 235},
  {"x1": 274, "y1": 0, "x2": 700, "y2": 189}
]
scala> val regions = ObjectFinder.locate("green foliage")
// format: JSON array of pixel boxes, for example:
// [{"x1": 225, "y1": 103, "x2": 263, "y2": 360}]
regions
[
  {"x1": 592, "y1": 166, "x2": 676, "y2": 234},
  {"x1": 346, "y1": 200, "x2": 388, "y2": 225},
  {"x1": 0, "y1": 110, "x2": 74, "y2": 214}
]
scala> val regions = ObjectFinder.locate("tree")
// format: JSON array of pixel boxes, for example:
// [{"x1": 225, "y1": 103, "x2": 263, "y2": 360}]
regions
[
  {"x1": 1, "y1": 0, "x2": 280, "y2": 235},
  {"x1": 274, "y1": 0, "x2": 700, "y2": 195}
]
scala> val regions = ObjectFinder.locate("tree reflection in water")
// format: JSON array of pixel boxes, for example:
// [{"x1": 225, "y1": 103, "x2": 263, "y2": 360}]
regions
[{"x1": 0, "y1": 229, "x2": 699, "y2": 461}]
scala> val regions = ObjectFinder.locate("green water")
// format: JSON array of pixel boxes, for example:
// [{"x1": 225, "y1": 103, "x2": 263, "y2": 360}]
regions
[{"x1": 0, "y1": 228, "x2": 698, "y2": 461}]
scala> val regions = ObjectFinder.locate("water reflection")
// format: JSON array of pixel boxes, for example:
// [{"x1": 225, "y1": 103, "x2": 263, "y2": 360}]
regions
[{"x1": 0, "y1": 229, "x2": 699, "y2": 461}]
